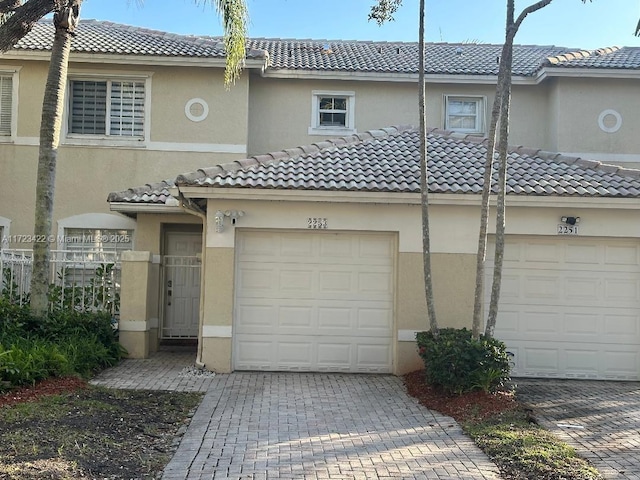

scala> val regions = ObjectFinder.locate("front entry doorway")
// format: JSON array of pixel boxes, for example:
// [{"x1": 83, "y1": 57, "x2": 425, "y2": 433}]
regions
[{"x1": 162, "y1": 230, "x2": 202, "y2": 339}]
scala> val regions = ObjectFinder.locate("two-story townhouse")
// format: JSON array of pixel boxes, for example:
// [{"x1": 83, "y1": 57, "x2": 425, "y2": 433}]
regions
[{"x1": 3, "y1": 20, "x2": 640, "y2": 380}]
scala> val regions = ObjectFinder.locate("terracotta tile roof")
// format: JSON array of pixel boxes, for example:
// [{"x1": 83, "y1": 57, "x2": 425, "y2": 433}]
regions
[
  {"x1": 108, "y1": 126, "x2": 640, "y2": 204},
  {"x1": 545, "y1": 46, "x2": 640, "y2": 69},
  {"x1": 109, "y1": 179, "x2": 176, "y2": 204},
  {"x1": 14, "y1": 21, "x2": 640, "y2": 74},
  {"x1": 248, "y1": 39, "x2": 571, "y2": 76},
  {"x1": 13, "y1": 20, "x2": 266, "y2": 59}
]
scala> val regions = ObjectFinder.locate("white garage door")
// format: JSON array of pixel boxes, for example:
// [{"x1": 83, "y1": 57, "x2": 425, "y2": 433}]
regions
[
  {"x1": 487, "y1": 236, "x2": 640, "y2": 380},
  {"x1": 234, "y1": 231, "x2": 394, "y2": 372}
]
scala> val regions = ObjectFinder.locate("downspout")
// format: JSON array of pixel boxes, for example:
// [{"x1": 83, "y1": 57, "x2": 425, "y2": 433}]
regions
[{"x1": 176, "y1": 190, "x2": 208, "y2": 369}]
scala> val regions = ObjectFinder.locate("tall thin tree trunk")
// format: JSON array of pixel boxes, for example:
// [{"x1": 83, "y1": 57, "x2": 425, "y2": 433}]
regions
[
  {"x1": 471, "y1": 42, "x2": 511, "y2": 339},
  {"x1": 30, "y1": 3, "x2": 80, "y2": 315},
  {"x1": 473, "y1": 0, "x2": 554, "y2": 338},
  {"x1": 418, "y1": 0, "x2": 437, "y2": 333},
  {"x1": 486, "y1": 36, "x2": 514, "y2": 337}
]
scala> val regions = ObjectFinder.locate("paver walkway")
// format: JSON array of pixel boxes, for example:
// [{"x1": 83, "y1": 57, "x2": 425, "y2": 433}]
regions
[
  {"x1": 163, "y1": 373, "x2": 502, "y2": 480},
  {"x1": 517, "y1": 379, "x2": 640, "y2": 480},
  {"x1": 92, "y1": 353, "x2": 503, "y2": 479}
]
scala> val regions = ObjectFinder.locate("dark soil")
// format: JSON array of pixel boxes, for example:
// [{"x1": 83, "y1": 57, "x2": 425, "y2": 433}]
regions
[{"x1": 0, "y1": 377, "x2": 202, "y2": 479}]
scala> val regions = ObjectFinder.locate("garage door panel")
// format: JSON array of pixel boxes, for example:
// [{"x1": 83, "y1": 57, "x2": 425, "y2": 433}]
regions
[
  {"x1": 235, "y1": 232, "x2": 394, "y2": 373},
  {"x1": 489, "y1": 237, "x2": 640, "y2": 380},
  {"x1": 523, "y1": 275, "x2": 561, "y2": 300},
  {"x1": 604, "y1": 278, "x2": 639, "y2": 303},
  {"x1": 565, "y1": 244, "x2": 600, "y2": 264},
  {"x1": 604, "y1": 314, "x2": 640, "y2": 338},
  {"x1": 565, "y1": 277, "x2": 599, "y2": 300},
  {"x1": 605, "y1": 244, "x2": 640, "y2": 265},
  {"x1": 524, "y1": 243, "x2": 563, "y2": 263}
]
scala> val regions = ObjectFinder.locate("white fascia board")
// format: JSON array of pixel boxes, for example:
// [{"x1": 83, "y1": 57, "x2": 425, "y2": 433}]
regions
[
  {"x1": 109, "y1": 203, "x2": 185, "y2": 214},
  {"x1": 176, "y1": 187, "x2": 640, "y2": 209},
  {"x1": 536, "y1": 67, "x2": 640, "y2": 82},
  {"x1": 3, "y1": 50, "x2": 266, "y2": 69},
  {"x1": 260, "y1": 69, "x2": 537, "y2": 85}
]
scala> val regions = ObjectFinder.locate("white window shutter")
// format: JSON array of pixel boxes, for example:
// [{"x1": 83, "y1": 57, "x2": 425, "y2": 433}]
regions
[
  {"x1": 0, "y1": 76, "x2": 13, "y2": 135},
  {"x1": 70, "y1": 81, "x2": 107, "y2": 134}
]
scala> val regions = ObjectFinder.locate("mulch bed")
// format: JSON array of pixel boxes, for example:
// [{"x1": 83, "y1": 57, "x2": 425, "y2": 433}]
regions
[
  {"x1": 403, "y1": 369, "x2": 518, "y2": 423},
  {"x1": 0, "y1": 376, "x2": 88, "y2": 408}
]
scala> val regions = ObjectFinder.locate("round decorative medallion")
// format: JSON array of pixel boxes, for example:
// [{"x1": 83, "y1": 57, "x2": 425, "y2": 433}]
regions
[
  {"x1": 185, "y1": 98, "x2": 209, "y2": 122},
  {"x1": 597, "y1": 109, "x2": 622, "y2": 133}
]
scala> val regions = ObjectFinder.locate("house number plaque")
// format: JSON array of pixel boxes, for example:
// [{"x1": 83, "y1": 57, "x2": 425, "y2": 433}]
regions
[{"x1": 308, "y1": 217, "x2": 328, "y2": 229}]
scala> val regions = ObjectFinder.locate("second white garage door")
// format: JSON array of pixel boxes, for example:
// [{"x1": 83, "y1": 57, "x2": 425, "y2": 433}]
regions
[
  {"x1": 234, "y1": 231, "x2": 394, "y2": 372},
  {"x1": 488, "y1": 236, "x2": 640, "y2": 380}
]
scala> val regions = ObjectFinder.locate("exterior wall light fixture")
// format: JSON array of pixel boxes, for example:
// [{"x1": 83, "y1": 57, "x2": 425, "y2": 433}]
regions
[
  {"x1": 214, "y1": 210, "x2": 225, "y2": 233},
  {"x1": 214, "y1": 210, "x2": 245, "y2": 233},
  {"x1": 561, "y1": 216, "x2": 580, "y2": 226}
]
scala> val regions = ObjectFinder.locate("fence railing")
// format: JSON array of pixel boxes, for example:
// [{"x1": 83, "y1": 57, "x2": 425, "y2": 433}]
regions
[{"x1": 0, "y1": 248, "x2": 122, "y2": 316}]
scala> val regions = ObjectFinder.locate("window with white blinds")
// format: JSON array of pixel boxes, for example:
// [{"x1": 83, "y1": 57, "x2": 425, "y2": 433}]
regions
[
  {"x1": 0, "y1": 75, "x2": 13, "y2": 136},
  {"x1": 69, "y1": 79, "x2": 145, "y2": 137}
]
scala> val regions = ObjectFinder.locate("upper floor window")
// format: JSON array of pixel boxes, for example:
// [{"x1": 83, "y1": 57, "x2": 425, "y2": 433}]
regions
[
  {"x1": 309, "y1": 90, "x2": 356, "y2": 136},
  {"x1": 444, "y1": 95, "x2": 485, "y2": 134},
  {"x1": 69, "y1": 79, "x2": 145, "y2": 138},
  {"x1": 0, "y1": 74, "x2": 13, "y2": 137}
]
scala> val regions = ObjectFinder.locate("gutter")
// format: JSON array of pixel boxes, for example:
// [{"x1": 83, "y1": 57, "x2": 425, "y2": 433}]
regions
[{"x1": 175, "y1": 190, "x2": 208, "y2": 370}]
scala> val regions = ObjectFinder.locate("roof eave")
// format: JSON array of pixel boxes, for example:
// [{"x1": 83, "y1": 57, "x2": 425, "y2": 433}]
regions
[
  {"x1": 176, "y1": 187, "x2": 640, "y2": 208},
  {"x1": 259, "y1": 68, "x2": 537, "y2": 85},
  {"x1": 2, "y1": 50, "x2": 267, "y2": 69},
  {"x1": 109, "y1": 202, "x2": 185, "y2": 214},
  {"x1": 537, "y1": 66, "x2": 640, "y2": 81}
]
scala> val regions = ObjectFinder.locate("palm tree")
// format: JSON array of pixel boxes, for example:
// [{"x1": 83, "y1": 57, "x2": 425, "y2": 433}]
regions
[
  {"x1": 0, "y1": 0, "x2": 248, "y2": 315},
  {"x1": 370, "y1": 0, "x2": 438, "y2": 333}
]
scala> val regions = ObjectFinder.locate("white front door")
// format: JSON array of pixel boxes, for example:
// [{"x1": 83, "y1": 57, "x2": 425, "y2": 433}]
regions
[
  {"x1": 234, "y1": 231, "x2": 395, "y2": 373},
  {"x1": 487, "y1": 236, "x2": 640, "y2": 380},
  {"x1": 163, "y1": 232, "x2": 202, "y2": 338}
]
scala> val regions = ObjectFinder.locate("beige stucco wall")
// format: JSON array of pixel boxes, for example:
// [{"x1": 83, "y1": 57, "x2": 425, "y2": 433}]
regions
[
  {"x1": 188, "y1": 195, "x2": 640, "y2": 374},
  {"x1": 247, "y1": 75, "x2": 552, "y2": 155},
  {"x1": 0, "y1": 58, "x2": 247, "y2": 246},
  {"x1": 548, "y1": 76, "x2": 640, "y2": 166}
]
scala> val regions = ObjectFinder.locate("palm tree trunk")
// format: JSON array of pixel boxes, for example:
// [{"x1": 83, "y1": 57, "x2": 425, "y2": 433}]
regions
[
  {"x1": 30, "y1": 3, "x2": 79, "y2": 315},
  {"x1": 418, "y1": 0, "x2": 437, "y2": 333}
]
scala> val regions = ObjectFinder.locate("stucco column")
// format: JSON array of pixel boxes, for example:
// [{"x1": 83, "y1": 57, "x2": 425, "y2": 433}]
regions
[{"x1": 119, "y1": 251, "x2": 154, "y2": 358}]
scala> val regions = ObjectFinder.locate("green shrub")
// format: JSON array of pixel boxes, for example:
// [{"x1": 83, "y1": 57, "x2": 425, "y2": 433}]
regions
[
  {"x1": 416, "y1": 328, "x2": 511, "y2": 394},
  {"x1": 0, "y1": 302, "x2": 124, "y2": 388}
]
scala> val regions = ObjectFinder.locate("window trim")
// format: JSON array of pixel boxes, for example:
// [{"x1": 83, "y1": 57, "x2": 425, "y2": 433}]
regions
[
  {"x1": 64, "y1": 72, "x2": 152, "y2": 146},
  {"x1": 0, "y1": 67, "x2": 20, "y2": 141},
  {"x1": 57, "y1": 213, "x2": 136, "y2": 250},
  {"x1": 309, "y1": 90, "x2": 356, "y2": 136},
  {"x1": 443, "y1": 95, "x2": 486, "y2": 134}
]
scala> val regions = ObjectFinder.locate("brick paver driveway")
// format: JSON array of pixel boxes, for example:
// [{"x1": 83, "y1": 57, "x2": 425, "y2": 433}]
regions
[
  {"x1": 162, "y1": 373, "x2": 502, "y2": 479},
  {"x1": 517, "y1": 379, "x2": 640, "y2": 480}
]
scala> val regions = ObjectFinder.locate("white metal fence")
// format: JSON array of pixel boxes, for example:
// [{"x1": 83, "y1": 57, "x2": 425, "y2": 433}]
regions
[{"x1": 0, "y1": 248, "x2": 122, "y2": 316}]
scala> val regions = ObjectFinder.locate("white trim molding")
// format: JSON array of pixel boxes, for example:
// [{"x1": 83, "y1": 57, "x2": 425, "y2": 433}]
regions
[
  {"x1": 309, "y1": 90, "x2": 356, "y2": 136},
  {"x1": 398, "y1": 329, "x2": 421, "y2": 342},
  {"x1": 57, "y1": 213, "x2": 136, "y2": 249},
  {"x1": 185, "y1": 98, "x2": 209, "y2": 122},
  {"x1": 597, "y1": 109, "x2": 622, "y2": 134},
  {"x1": 202, "y1": 325, "x2": 233, "y2": 338},
  {"x1": 118, "y1": 320, "x2": 148, "y2": 332}
]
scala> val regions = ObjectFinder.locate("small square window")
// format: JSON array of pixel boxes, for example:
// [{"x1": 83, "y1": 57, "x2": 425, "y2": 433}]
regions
[
  {"x1": 309, "y1": 91, "x2": 356, "y2": 135},
  {"x1": 444, "y1": 95, "x2": 485, "y2": 134}
]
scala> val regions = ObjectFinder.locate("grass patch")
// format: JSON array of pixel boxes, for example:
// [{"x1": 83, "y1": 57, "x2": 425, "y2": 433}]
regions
[
  {"x1": 464, "y1": 409, "x2": 603, "y2": 480},
  {"x1": 0, "y1": 385, "x2": 202, "y2": 479}
]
